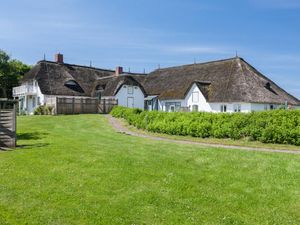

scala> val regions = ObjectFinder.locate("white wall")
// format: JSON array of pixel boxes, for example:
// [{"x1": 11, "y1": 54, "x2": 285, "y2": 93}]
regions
[
  {"x1": 115, "y1": 85, "x2": 145, "y2": 109},
  {"x1": 209, "y1": 103, "x2": 251, "y2": 113},
  {"x1": 185, "y1": 84, "x2": 212, "y2": 112},
  {"x1": 17, "y1": 80, "x2": 45, "y2": 115},
  {"x1": 250, "y1": 103, "x2": 281, "y2": 111}
]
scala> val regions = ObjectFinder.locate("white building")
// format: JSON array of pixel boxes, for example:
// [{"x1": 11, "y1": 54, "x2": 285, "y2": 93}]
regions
[
  {"x1": 13, "y1": 54, "x2": 145, "y2": 114},
  {"x1": 139, "y1": 57, "x2": 299, "y2": 112},
  {"x1": 14, "y1": 54, "x2": 300, "y2": 114}
]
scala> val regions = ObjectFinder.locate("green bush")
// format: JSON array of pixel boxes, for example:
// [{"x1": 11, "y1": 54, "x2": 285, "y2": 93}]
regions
[
  {"x1": 110, "y1": 106, "x2": 300, "y2": 146},
  {"x1": 34, "y1": 105, "x2": 53, "y2": 115}
]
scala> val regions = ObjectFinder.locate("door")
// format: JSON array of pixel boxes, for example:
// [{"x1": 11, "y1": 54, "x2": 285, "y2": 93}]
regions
[
  {"x1": 127, "y1": 97, "x2": 134, "y2": 108},
  {"x1": 170, "y1": 105, "x2": 175, "y2": 112}
]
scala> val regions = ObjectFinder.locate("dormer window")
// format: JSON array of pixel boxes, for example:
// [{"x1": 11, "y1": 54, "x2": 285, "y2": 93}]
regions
[
  {"x1": 64, "y1": 80, "x2": 84, "y2": 93},
  {"x1": 264, "y1": 82, "x2": 278, "y2": 95},
  {"x1": 128, "y1": 86, "x2": 133, "y2": 94}
]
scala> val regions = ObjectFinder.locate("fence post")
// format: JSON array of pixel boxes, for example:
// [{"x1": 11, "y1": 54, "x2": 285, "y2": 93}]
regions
[
  {"x1": 55, "y1": 97, "x2": 58, "y2": 115},
  {"x1": 103, "y1": 99, "x2": 106, "y2": 114},
  {"x1": 96, "y1": 98, "x2": 98, "y2": 114},
  {"x1": 13, "y1": 103, "x2": 16, "y2": 147},
  {"x1": 81, "y1": 98, "x2": 83, "y2": 114},
  {"x1": 72, "y1": 98, "x2": 75, "y2": 114}
]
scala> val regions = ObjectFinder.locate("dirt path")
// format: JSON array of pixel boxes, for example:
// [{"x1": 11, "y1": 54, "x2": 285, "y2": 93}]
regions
[{"x1": 106, "y1": 115, "x2": 300, "y2": 155}]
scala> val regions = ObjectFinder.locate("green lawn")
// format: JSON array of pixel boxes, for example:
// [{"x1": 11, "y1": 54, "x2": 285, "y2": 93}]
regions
[{"x1": 0, "y1": 115, "x2": 299, "y2": 225}]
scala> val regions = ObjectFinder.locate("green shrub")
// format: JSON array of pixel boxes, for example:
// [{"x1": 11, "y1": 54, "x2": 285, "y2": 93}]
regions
[
  {"x1": 34, "y1": 105, "x2": 53, "y2": 115},
  {"x1": 110, "y1": 106, "x2": 300, "y2": 146}
]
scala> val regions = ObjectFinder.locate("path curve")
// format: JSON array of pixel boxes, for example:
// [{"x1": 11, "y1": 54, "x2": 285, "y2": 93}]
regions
[{"x1": 106, "y1": 115, "x2": 300, "y2": 155}]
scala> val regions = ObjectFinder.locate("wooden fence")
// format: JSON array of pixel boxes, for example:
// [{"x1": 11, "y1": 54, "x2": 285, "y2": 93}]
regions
[
  {"x1": 0, "y1": 100, "x2": 17, "y2": 148},
  {"x1": 98, "y1": 98, "x2": 118, "y2": 114},
  {"x1": 55, "y1": 97, "x2": 118, "y2": 115}
]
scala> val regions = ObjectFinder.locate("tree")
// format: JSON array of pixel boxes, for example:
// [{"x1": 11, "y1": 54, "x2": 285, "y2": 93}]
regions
[{"x1": 0, "y1": 50, "x2": 31, "y2": 98}]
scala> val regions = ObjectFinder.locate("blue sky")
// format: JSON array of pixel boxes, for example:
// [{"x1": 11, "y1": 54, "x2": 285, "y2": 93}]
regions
[{"x1": 1, "y1": 0, "x2": 300, "y2": 98}]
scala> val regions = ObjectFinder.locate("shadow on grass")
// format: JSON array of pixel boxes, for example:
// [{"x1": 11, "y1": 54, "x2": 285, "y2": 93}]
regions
[
  {"x1": 17, "y1": 143, "x2": 49, "y2": 149},
  {"x1": 17, "y1": 132, "x2": 49, "y2": 140},
  {"x1": 0, "y1": 147, "x2": 13, "y2": 152},
  {"x1": 15, "y1": 132, "x2": 50, "y2": 150}
]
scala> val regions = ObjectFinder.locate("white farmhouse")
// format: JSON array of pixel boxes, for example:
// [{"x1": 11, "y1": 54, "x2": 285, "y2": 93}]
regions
[
  {"x1": 13, "y1": 54, "x2": 300, "y2": 114},
  {"x1": 12, "y1": 54, "x2": 145, "y2": 114},
  {"x1": 96, "y1": 57, "x2": 300, "y2": 112}
]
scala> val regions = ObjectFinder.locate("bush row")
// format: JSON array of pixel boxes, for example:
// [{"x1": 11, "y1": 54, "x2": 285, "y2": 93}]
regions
[{"x1": 110, "y1": 106, "x2": 300, "y2": 146}]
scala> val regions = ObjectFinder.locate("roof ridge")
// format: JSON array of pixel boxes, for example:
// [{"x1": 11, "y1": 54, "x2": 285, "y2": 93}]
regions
[
  {"x1": 37, "y1": 60, "x2": 115, "y2": 73},
  {"x1": 37, "y1": 60, "x2": 147, "y2": 75},
  {"x1": 152, "y1": 57, "x2": 240, "y2": 72}
]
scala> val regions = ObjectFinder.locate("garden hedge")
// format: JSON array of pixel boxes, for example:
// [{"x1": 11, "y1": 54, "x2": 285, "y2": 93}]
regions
[{"x1": 110, "y1": 106, "x2": 300, "y2": 146}]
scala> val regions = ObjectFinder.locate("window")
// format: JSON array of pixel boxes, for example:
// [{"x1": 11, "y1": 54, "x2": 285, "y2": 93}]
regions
[
  {"x1": 128, "y1": 86, "x2": 133, "y2": 94},
  {"x1": 165, "y1": 102, "x2": 181, "y2": 112},
  {"x1": 123, "y1": 85, "x2": 127, "y2": 88},
  {"x1": 192, "y1": 92, "x2": 199, "y2": 103},
  {"x1": 270, "y1": 104, "x2": 274, "y2": 110},
  {"x1": 32, "y1": 97, "x2": 36, "y2": 108},
  {"x1": 233, "y1": 104, "x2": 241, "y2": 112},
  {"x1": 192, "y1": 105, "x2": 199, "y2": 112},
  {"x1": 64, "y1": 80, "x2": 84, "y2": 93},
  {"x1": 37, "y1": 97, "x2": 41, "y2": 105},
  {"x1": 264, "y1": 104, "x2": 268, "y2": 110},
  {"x1": 20, "y1": 98, "x2": 24, "y2": 110},
  {"x1": 220, "y1": 104, "x2": 227, "y2": 112}
]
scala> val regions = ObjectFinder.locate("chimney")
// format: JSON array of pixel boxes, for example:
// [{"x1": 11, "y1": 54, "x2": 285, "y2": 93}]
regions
[
  {"x1": 55, "y1": 53, "x2": 64, "y2": 64},
  {"x1": 115, "y1": 66, "x2": 123, "y2": 76}
]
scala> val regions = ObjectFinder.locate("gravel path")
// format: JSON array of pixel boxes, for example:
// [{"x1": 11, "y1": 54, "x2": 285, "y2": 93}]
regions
[{"x1": 106, "y1": 115, "x2": 300, "y2": 155}]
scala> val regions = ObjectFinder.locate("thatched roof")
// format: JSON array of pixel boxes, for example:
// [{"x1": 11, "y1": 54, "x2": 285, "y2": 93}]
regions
[
  {"x1": 21, "y1": 61, "x2": 142, "y2": 96},
  {"x1": 141, "y1": 57, "x2": 300, "y2": 105},
  {"x1": 22, "y1": 61, "x2": 115, "y2": 96},
  {"x1": 22, "y1": 57, "x2": 300, "y2": 106},
  {"x1": 92, "y1": 74, "x2": 147, "y2": 97}
]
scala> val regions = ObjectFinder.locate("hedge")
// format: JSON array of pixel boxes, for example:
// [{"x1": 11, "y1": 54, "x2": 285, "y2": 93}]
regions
[{"x1": 110, "y1": 106, "x2": 300, "y2": 146}]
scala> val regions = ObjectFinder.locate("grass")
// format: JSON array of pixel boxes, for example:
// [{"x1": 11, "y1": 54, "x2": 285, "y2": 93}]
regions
[
  {"x1": 120, "y1": 118, "x2": 300, "y2": 151},
  {"x1": 0, "y1": 115, "x2": 299, "y2": 225}
]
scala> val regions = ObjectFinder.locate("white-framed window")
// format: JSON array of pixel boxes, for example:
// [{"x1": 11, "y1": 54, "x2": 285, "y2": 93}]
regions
[
  {"x1": 233, "y1": 104, "x2": 241, "y2": 112},
  {"x1": 264, "y1": 104, "x2": 268, "y2": 110},
  {"x1": 32, "y1": 97, "x2": 36, "y2": 108},
  {"x1": 220, "y1": 104, "x2": 227, "y2": 112},
  {"x1": 192, "y1": 105, "x2": 199, "y2": 112},
  {"x1": 192, "y1": 92, "x2": 199, "y2": 103},
  {"x1": 37, "y1": 97, "x2": 41, "y2": 105},
  {"x1": 123, "y1": 85, "x2": 127, "y2": 88},
  {"x1": 128, "y1": 86, "x2": 133, "y2": 94}
]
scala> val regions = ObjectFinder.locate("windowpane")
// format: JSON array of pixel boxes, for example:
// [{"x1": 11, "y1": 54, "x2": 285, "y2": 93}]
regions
[
  {"x1": 192, "y1": 92, "x2": 199, "y2": 103},
  {"x1": 234, "y1": 104, "x2": 241, "y2": 112},
  {"x1": 220, "y1": 104, "x2": 227, "y2": 112}
]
